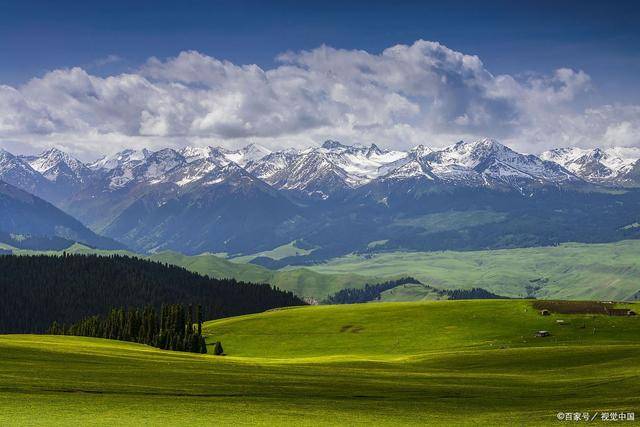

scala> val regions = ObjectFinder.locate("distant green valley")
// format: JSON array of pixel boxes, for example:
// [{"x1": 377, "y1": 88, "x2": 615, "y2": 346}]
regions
[{"x1": 4, "y1": 239, "x2": 640, "y2": 302}]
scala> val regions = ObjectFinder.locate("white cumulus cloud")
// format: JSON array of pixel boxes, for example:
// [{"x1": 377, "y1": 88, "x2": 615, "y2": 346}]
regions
[{"x1": 0, "y1": 40, "x2": 639, "y2": 159}]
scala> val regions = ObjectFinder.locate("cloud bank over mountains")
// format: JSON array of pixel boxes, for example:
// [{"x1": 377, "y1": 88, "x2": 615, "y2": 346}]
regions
[{"x1": 1, "y1": 40, "x2": 638, "y2": 159}]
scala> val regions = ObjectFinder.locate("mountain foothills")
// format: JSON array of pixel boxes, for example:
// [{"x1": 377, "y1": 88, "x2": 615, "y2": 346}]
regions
[
  {"x1": 0, "y1": 180, "x2": 122, "y2": 250},
  {"x1": 1, "y1": 139, "x2": 640, "y2": 257}
]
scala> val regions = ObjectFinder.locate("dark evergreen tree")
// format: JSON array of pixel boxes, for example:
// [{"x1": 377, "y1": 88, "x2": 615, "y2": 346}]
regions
[
  {"x1": 54, "y1": 304, "x2": 216, "y2": 355},
  {"x1": 323, "y1": 277, "x2": 422, "y2": 304},
  {"x1": 0, "y1": 254, "x2": 305, "y2": 333},
  {"x1": 212, "y1": 341, "x2": 224, "y2": 356},
  {"x1": 324, "y1": 278, "x2": 509, "y2": 304},
  {"x1": 445, "y1": 288, "x2": 508, "y2": 300}
]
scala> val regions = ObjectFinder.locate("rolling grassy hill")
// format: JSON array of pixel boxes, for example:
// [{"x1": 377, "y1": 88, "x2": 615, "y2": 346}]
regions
[
  {"x1": 1, "y1": 300, "x2": 639, "y2": 425},
  {"x1": 306, "y1": 240, "x2": 640, "y2": 301},
  {"x1": 377, "y1": 282, "x2": 445, "y2": 302},
  {"x1": 150, "y1": 241, "x2": 640, "y2": 301},
  {"x1": 146, "y1": 251, "x2": 374, "y2": 300},
  {"x1": 202, "y1": 299, "x2": 640, "y2": 358},
  {"x1": 229, "y1": 239, "x2": 319, "y2": 263}
]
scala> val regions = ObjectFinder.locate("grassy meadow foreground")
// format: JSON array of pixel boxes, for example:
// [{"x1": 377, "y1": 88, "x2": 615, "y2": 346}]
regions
[{"x1": 1, "y1": 300, "x2": 639, "y2": 425}]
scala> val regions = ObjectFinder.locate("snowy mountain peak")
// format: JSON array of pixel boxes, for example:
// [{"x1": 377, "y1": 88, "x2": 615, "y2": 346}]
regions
[
  {"x1": 224, "y1": 143, "x2": 272, "y2": 166},
  {"x1": 0, "y1": 147, "x2": 51, "y2": 196},
  {"x1": 245, "y1": 150, "x2": 298, "y2": 181},
  {"x1": 540, "y1": 146, "x2": 640, "y2": 183},
  {"x1": 591, "y1": 147, "x2": 605, "y2": 158},
  {"x1": 150, "y1": 148, "x2": 182, "y2": 160},
  {"x1": 0, "y1": 149, "x2": 25, "y2": 171},
  {"x1": 180, "y1": 146, "x2": 216, "y2": 163},
  {"x1": 0, "y1": 148, "x2": 30, "y2": 168},
  {"x1": 366, "y1": 143, "x2": 383, "y2": 157},
  {"x1": 90, "y1": 148, "x2": 151, "y2": 171},
  {"x1": 242, "y1": 143, "x2": 271, "y2": 155},
  {"x1": 27, "y1": 147, "x2": 87, "y2": 176},
  {"x1": 271, "y1": 150, "x2": 354, "y2": 193},
  {"x1": 473, "y1": 137, "x2": 503, "y2": 148},
  {"x1": 427, "y1": 138, "x2": 509, "y2": 168},
  {"x1": 421, "y1": 138, "x2": 577, "y2": 186},
  {"x1": 321, "y1": 140, "x2": 350, "y2": 151},
  {"x1": 91, "y1": 148, "x2": 179, "y2": 189},
  {"x1": 461, "y1": 137, "x2": 510, "y2": 156},
  {"x1": 141, "y1": 149, "x2": 186, "y2": 181},
  {"x1": 0, "y1": 147, "x2": 14, "y2": 159},
  {"x1": 382, "y1": 157, "x2": 436, "y2": 181},
  {"x1": 36, "y1": 147, "x2": 67, "y2": 161},
  {"x1": 410, "y1": 144, "x2": 433, "y2": 159}
]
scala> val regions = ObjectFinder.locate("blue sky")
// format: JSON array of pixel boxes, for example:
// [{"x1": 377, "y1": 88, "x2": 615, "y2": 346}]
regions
[
  {"x1": 2, "y1": 0, "x2": 638, "y2": 101},
  {"x1": 1, "y1": 0, "x2": 639, "y2": 157}
]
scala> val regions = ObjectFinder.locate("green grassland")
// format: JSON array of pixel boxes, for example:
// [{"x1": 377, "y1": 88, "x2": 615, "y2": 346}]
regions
[
  {"x1": 5, "y1": 239, "x2": 640, "y2": 301},
  {"x1": 230, "y1": 240, "x2": 318, "y2": 263},
  {"x1": 149, "y1": 250, "x2": 275, "y2": 283},
  {"x1": 148, "y1": 251, "x2": 373, "y2": 300},
  {"x1": 150, "y1": 240, "x2": 640, "y2": 301},
  {"x1": 306, "y1": 240, "x2": 640, "y2": 301},
  {"x1": 202, "y1": 299, "x2": 640, "y2": 358},
  {"x1": 377, "y1": 282, "x2": 445, "y2": 302},
  {"x1": 1, "y1": 300, "x2": 639, "y2": 425}
]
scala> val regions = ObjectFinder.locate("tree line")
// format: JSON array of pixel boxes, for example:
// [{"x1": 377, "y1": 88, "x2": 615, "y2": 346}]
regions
[
  {"x1": 0, "y1": 254, "x2": 305, "y2": 333},
  {"x1": 446, "y1": 288, "x2": 508, "y2": 300},
  {"x1": 323, "y1": 277, "x2": 421, "y2": 304},
  {"x1": 323, "y1": 277, "x2": 508, "y2": 304},
  {"x1": 48, "y1": 304, "x2": 224, "y2": 354}
]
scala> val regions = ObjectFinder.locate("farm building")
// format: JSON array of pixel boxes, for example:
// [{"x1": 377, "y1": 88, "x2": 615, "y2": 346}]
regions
[
  {"x1": 540, "y1": 309, "x2": 550, "y2": 316},
  {"x1": 604, "y1": 307, "x2": 636, "y2": 316},
  {"x1": 535, "y1": 331, "x2": 550, "y2": 337}
]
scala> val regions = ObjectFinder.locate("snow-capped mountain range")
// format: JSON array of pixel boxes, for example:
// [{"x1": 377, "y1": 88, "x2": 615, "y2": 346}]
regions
[
  {"x1": 2, "y1": 138, "x2": 640, "y2": 257},
  {"x1": 24, "y1": 148, "x2": 93, "y2": 184},
  {"x1": 540, "y1": 147, "x2": 640, "y2": 184},
  {"x1": 2, "y1": 139, "x2": 640, "y2": 204},
  {"x1": 0, "y1": 148, "x2": 57, "y2": 200}
]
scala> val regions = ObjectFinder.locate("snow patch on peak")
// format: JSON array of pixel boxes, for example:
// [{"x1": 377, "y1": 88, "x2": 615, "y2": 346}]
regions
[
  {"x1": 246, "y1": 150, "x2": 297, "y2": 181},
  {"x1": 540, "y1": 146, "x2": 640, "y2": 182},
  {"x1": 143, "y1": 149, "x2": 186, "y2": 181},
  {"x1": 383, "y1": 158, "x2": 435, "y2": 181},
  {"x1": 224, "y1": 143, "x2": 272, "y2": 166},
  {"x1": 0, "y1": 148, "x2": 16, "y2": 159},
  {"x1": 410, "y1": 144, "x2": 433, "y2": 158},
  {"x1": 181, "y1": 146, "x2": 220, "y2": 163},
  {"x1": 90, "y1": 149, "x2": 151, "y2": 171},
  {"x1": 27, "y1": 148, "x2": 86, "y2": 175},
  {"x1": 422, "y1": 138, "x2": 577, "y2": 186},
  {"x1": 430, "y1": 138, "x2": 512, "y2": 168}
]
